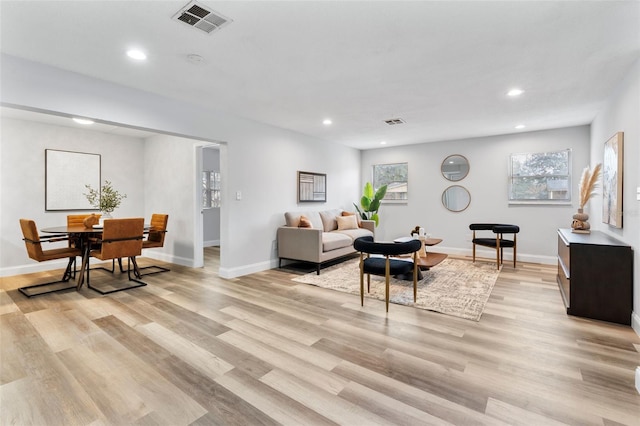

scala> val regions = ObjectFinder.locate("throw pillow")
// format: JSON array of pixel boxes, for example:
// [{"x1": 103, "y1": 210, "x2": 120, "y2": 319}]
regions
[
  {"x1": 336, "y1": 214, "x2": 359, "y2": 230},
  {"x1": 341, "y1": 211, "x2": 362, "y2": 227},
  {"x1": 298, "y1": 215, "x2": 313, "y2": 228}
]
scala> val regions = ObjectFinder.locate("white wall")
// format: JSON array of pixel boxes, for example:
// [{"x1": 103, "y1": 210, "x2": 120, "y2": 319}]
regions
[
  {"x1": 0, "y1": 117, "x2": 145, "y2": 275},
  {"x1": 589, "y1": 58, "x2": 640, "y2": 334},
  {"x1": 143, "y1": 134, "x2": 203, "y2": 268},
  {"x1": 0, "y1": 54, "x2": 362, "y2": 278},
  {"x1": 361, "y1": 126, "x2": 591, "y2": 264}
]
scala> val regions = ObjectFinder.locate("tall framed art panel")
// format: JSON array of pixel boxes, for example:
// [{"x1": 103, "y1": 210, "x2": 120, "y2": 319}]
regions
[{"x1": 602, "y1": 132, "x2": 623, "y2": 228}]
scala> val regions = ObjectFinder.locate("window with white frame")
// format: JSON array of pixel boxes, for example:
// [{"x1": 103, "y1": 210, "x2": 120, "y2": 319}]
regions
[
  {"x1": 202, "y1": 170, "x2": 221, "y2": 208},
  {"x1": 373, "y1": 162, "x2": 408, "y2": 201},
  {"x1": 509, "y1": 149, "x2": 571, "y2": 203}
]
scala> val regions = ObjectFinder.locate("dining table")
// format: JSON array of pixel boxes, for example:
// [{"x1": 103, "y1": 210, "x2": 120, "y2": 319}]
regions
[{"x1": 41, "y1": 223, "x2": 149, "y2": 289}]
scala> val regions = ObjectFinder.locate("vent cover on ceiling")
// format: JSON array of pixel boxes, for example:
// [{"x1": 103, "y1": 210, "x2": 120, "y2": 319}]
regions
[
  {"x1": 172, "y1": 1, "x2": 232, "y2": 34},
  {"x1": 384, "y1": 118, "x2": 406, "y2": 125}
]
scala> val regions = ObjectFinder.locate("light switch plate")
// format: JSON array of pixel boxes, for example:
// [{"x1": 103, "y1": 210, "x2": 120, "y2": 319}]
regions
[
  {"x1": 636, "y1": 186, "x2": 640, "y2": 201},
  {"x1": 236, "y1": 191, "x2": 242, "y2": 200}
]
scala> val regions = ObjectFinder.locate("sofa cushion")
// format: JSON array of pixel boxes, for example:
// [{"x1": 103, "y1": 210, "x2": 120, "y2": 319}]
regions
[
  {"x1": 320, "y1": 209, "x2": 342, "y2": 232},
  {"x1": 322, "y1": 232, "x2": 353, "y2": 252},
  {"x1": 334, "y1": 228, "x2": 374, "y2": 241},
  {"x1": 336, "y1": 214, "x2": 358, "y2": 230},
  {"x1": 284, "y1": 211, "x2": 323, "y2": 230}
]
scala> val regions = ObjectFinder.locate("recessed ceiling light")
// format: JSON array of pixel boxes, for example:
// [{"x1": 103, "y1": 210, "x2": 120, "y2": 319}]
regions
[
  {"x1": 507, "y1": 88, "x2": 524, "y2": 97},
  {"x1": 515, "y1": 124, "x2": 526, "y2": 130},
  {"x1": 126, "y1": 49, "x2": 147, "y2": 60},
  {"x1": 322, "y1": 119, "x2": 332, "y2": 126},
  {"x1": 72, "y1": 117, "x2": 94, "y2": 125},
  {"x1": 380, "y1": 141, "x2": 387, "y2": 145}
]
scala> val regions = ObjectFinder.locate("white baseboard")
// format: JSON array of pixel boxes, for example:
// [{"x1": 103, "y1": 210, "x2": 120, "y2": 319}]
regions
[
  {"x1": 0, "y1": 259, "x2": 74, "y2": 277},
  {"x1": 204, "y1": 239, "x2": 220, "y2": 247},
  {"x1": 219, "y1": 259, "x2": 277, "y2": 279},
  {"x1": 436, "y1": 246, "x2": 556, "y2": 265},
  {"x1": 142, "y1": 252, "x2": 196, "y2": 268},
  {"x1": 632, "y1": 311, "x2": 640, "y2": 337},
  {"x1": 0, "y1": 252, "x2": 197, "y2": 278},
  {"x1": 632, "y1": 317, "x2": 639, "y2": 396}
]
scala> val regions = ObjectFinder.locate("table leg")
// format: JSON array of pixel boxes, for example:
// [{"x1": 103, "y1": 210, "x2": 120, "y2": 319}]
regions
[{"x1": 76, "y1": 240, "x2": 90, "y2": 289}]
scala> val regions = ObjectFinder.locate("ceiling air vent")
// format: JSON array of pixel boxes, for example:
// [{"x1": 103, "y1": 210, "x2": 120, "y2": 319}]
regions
[
  {"x1": 173, "y1": 1, "x2": 232, "y2": 34},
  {"x1": 384, "y1": 118, "x2": 405, "y2": 125}
]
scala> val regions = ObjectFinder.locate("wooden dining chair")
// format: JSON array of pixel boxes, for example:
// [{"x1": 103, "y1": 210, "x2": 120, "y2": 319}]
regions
[
  {"x1": 18, "y1": 219, "x2": 82, "y2": 297},
  {"x1": 139, "y1": 213, "x2": 170, "y2": 276},
  {"x1": 80, "y1": 217, "x2": 146, "y2": 295},
  {"x1": 353, "y1": 236, "x2": 422, "y2": 312}
]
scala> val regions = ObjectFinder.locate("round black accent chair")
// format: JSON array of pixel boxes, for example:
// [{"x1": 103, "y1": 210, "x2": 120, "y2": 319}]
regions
[
  {"x1": 353, "y1": 236, "x2": 422, "y2": 312},
  {"x1": 469, "y1": 223, "x2": 520, "y2": 270}
]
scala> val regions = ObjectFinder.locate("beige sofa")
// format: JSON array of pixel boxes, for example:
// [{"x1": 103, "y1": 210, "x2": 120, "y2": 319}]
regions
[{"x1": 277, "y1": 208, "x2": 374, "y2": 274}]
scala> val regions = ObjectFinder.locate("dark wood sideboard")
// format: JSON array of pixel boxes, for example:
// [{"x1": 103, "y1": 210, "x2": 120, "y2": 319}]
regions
[{"x1": 557, "y1": 228, "x2": 633, "y2": 325}]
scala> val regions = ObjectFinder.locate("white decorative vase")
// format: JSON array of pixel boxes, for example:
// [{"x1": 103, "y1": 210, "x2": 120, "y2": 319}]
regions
[{"x1": 99, "y1": 211, "x2": 113, "y2": 226}]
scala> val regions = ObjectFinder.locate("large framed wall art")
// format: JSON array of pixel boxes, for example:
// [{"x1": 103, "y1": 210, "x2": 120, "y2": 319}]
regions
[
  {"x1": 298, "y1": 171, "x2": 326, "y2": 202},
  {"x1": 602, "y1": 132, "x2": 623, "y2": 228},
  {"x1": 45, "y1": 149, "x2": 101, "y2": 211}
]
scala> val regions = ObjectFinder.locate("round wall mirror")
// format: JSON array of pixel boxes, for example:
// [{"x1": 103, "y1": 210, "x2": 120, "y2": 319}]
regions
[
  {"x1": 442, "y1": 185, "x2": 471, "y2": 212},
  {"x1": 441, "y1": 155, "x2": 470, "y2": 181}
]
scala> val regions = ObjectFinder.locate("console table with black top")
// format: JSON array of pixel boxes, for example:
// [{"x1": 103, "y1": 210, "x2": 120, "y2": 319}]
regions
[{"x1": 556, "y1": 228, "x2": 633, "y2": 325}]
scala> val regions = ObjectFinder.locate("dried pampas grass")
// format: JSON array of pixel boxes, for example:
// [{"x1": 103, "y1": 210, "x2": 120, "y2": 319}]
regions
[{"x1": 579, "y1": 163, "x2": 602, "y2": 209}]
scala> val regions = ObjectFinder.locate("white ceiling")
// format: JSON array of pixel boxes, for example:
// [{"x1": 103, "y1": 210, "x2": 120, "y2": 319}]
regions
[{"x1": 1, "y1": 1, "x2": 639, "y2": 149}]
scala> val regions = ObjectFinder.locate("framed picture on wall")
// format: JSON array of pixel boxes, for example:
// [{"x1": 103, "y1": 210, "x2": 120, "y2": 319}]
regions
[
  {"x1": 298, "y1": 171, "x2": 326, "y2": 202},
  {"x1": 45, "y1": 149, "x2": 101, "y2": 211},
  {"x1": 602, "y1": 132, "x2": 623, "y2": 228}
]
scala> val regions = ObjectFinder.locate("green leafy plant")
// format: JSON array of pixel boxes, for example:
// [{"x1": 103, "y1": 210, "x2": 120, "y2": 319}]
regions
[
  {"x1": 353, "y1": 182, "x2": 387, "y2": 227},
  {"x1": 84, "y1": 180, "x2": 126, "y2": 213}
]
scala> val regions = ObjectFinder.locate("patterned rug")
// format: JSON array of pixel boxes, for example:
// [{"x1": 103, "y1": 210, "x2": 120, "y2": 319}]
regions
[{"x1": 292, "y1": 258, "x2": 500, "y2": 321}]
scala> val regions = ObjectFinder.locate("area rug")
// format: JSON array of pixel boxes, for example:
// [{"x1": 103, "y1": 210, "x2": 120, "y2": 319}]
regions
[{"x1": 292, "y1": 258, "x2": 500, "y2": 321}]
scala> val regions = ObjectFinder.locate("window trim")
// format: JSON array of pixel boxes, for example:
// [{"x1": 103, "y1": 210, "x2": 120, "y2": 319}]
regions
[
  {"x1": 372, "y1": 162, "x2": 408, "y2": 204},
  {"x1": 508, "y1": 149, "x2": 572, "y2": 205}
]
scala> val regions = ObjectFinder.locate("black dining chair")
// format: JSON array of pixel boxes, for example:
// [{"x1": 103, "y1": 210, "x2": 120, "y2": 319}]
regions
[
  {"x1": 353, "y1": 236, "x2": 422, "y2": 312},
  {"x1": 469, "y1": 223, "x2": 520, "y2": 269}
]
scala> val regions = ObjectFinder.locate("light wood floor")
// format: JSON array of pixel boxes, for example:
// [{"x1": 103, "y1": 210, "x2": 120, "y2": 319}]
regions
[{"x1": 1, "y1": 248, "x2": 639, "y2": 425}]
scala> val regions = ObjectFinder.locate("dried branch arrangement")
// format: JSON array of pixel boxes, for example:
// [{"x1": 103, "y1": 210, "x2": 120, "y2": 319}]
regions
[{"x1": 578, "y1": 163, "x2": 602, "y2": 209}]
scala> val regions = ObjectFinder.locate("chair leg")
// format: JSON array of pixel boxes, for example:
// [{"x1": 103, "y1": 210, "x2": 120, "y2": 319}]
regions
[
  {"x1": 472, "y1": 231, "x2": 476, "y2": 263},
  {"x1": 413, "y1": 265, "x2": 418, "y2": 303},
  {"x1": 513, "y1": 235, "x2": 517, "y2": 268},
  {"x1": 385, "y1": 257, "x2": 390, "y2": 313},
  {"x1": 137, "y1": 264, "x2": 171, "y2": 276},
  {"x1": 87, "y1": 256, "x2": 147, "y2": 295},
  {"x1": 359, "y1": 266, "x2": 364, "y2": 307},
  {"x1": 18, "y1": 257, "x2": 77, "y2": 297}
]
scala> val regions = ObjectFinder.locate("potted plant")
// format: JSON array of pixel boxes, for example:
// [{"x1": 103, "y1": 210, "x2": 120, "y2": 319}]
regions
[
  {"x1": 84, "y1": 180, "x2": 126, "y2": 219},
  {"x1": 354, "y1": 182, "x2": 387, "y2": 227}
]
